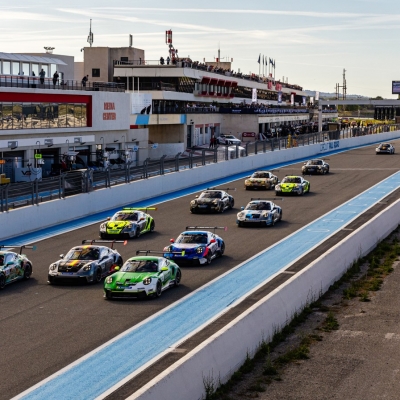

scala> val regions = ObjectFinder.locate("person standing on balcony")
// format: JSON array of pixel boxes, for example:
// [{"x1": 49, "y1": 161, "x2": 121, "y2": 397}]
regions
[
  {"x1": 82, "y1": 75, "x2": 88, "y2": 87},
  {"x1": 39, "y1": 68, "x2": 45, "y2": 84},
  {"x1": 53, "y1": 71, "x2": 59, "y2": 87}
]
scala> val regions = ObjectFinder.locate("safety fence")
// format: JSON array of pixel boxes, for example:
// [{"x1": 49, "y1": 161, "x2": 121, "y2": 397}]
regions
[{"x1": 0, "y1": 126, "x2": 398, "y2": 212}]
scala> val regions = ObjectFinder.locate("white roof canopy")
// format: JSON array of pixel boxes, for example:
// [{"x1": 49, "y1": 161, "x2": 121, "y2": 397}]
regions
[{"x1": 0, "y1": 52, "x2": 67, "y2": 65}]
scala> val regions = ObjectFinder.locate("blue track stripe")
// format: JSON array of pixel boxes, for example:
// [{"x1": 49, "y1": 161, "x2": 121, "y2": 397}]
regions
[{"x1": 16, "y1": 171, "x2": 400, "y2": 400}]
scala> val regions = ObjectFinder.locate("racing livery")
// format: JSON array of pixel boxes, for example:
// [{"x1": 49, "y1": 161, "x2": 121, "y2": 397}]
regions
[
  {"x1": 100, "y1": 207, "x2": 156, "y2": 239},
  {"x1": 104, "y1": 251, "x2": 181, "y2": 300},
  {"x1": 275, "y1": 176, "x2": 310, "y2": 196},
  {"x1": 164, "y1": 226, "x2": 226, "y2": 265},
  {"x1": 190, "y1": 188, "x2": 235, "y2": 213},
  {"x1": 237, "y1": 198, "x2": 282, "y2": 227},
  {"x1": 48, "y1": 240, "x2": 125, "y2": 284},
  {"x1": 217, "y1": 134, "x2": 241, "y2": 145},
  {"x1": 0, "y1": 245, "x2": 35, "y2": 290},
  {"x1": 244, "y1": 171, "x2": 279, "y2": 190},
  {"x1": 302, "y1": 159, "x2": 330, "y2": 175},
  {"x1": 376, "y1": 143, "x2": 395, "y2": 154}
]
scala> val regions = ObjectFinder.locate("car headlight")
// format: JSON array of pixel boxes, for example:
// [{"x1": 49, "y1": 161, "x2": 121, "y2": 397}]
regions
[
  {"x1": 49, "y1": 263, "x2": 57, "y2": 271},
  {"x1": 100, "y1": 223, "x2": 106, "y2": 230},
  {"x1": 105, "y1": 276, "x2": 113, "y2": 284},
  {"x1": 275, "y1": 185, "x2": 281, "y2": 190},
  {"x1": 125, "y1": 223, "x2": 133, "y2": 229},
  {"x1": 164, "y1": 246, "x2": 172, "y2": 252},
  {"x1": 197, "y1": 247, "x2": 204, "y2": 254},
  {"x1": 190, "y1": 200, "x2": 196, "y2": 205},
  {"x1": 143, "y1": 277, "x2": 152, "y2": 285},
  {"x1": 245, "y1": 180, "x2": 250, "y2": 184},
  {"x1": 83, "y1": 263, "x2": 93, "y2": 271},
  {"x1": 237, "y1": 212, "x2": 245, "y2": 220},
  {"x1": 213, "y1": 199, "x2": 219, "y2": 204}
]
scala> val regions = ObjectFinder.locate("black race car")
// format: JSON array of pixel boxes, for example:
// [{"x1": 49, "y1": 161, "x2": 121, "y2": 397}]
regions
[
  {"x1": 190, "y1": 188, "x2": 235, "y2": 213},
  {"x1": 302, "y1": 159, "x2": 330, "y2": 175}
]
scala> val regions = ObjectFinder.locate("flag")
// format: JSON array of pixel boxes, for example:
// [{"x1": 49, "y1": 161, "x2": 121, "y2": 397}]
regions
[
  {"x1": 269, "y1": 58, "x2": 272, "y2": 65},
  {"x1": 265, "y1": 57, "x2": 268, "y2": 66},
  {"x1": 273, "y1": 59, "x2": 276, "y2": 69},
  {"x1": 257, "y1": 54, "x2": 260, "y2": 64},
  {"x1": 262, "y1": 55, "x2": 264, "y2": 65}
]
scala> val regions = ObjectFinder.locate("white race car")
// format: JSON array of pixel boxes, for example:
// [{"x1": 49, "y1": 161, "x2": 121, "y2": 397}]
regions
[
  {"x1": 217, "y1": 134, "x2": 241, "y2": 145},
  {"x1": 236, "y1": 199, "x2": 282, "y2": 227}
]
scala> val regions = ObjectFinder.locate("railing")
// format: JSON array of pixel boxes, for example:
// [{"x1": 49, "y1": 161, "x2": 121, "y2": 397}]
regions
[
  {"x1": 0, "y1": 75, "x2": 125, "y2": 92},
  {"x1": 1, "y1": 125, "x2": 398, "y2": 212}
]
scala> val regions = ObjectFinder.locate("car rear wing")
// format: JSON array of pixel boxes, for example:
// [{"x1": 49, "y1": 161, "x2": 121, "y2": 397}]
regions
[
  {"x1": 122, "y1": 207, "x2": 157, "y2": 212},
  {"x1": 81, "y1": 240, "x2": 127, "y2": 249},
  {"x1": 0, "y1": 245, "x2": 36, "y2": 254},
  {"x1": 136, "y1": 250, "x2": 185, "y2": 256},
  {"x1": 250, "y1": 198, "x2": 283, "y2": 201},
  {"x1": 185, "y1": 226, "x2": 228, "y2": 232},
  {"x1": 206, "y1": 187, "x2": 236, "y2": 192}
]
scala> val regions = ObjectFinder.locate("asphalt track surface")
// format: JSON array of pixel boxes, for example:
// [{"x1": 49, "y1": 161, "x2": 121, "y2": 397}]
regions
[{"x1": 2, "y1": 141, "x2": 400, "y2": 400}]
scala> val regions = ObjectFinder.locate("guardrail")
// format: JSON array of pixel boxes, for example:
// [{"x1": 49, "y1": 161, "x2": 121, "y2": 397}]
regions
[{"x1": 0, "y1": 126, "x2": 398, "y2": 212}]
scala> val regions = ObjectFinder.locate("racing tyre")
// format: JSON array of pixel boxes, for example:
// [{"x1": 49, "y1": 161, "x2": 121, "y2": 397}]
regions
[
  {"x1": 217, "y1": 203, "x2": 224, "y2": 213},
  {"x1": 94, "y1": 268, "x2": 102, "y2": 284},
  {"x1": 190, "y1": 208, "x2": 197, "y2": 214},
  {"x1": 271, "y1": 217, "x2": 275, "y2": 227},
  {"x1": 150, "y1": 220, "x2": 155, "y2": 233},
  {"x1": 326, "y1": 168, "x2": 330, "y2": 174},
  {"x1": 279, "y1": 211, "x2": 283, "y2": 221},
  {"x1": 308, "y1": 185, "x2": 311, "y2": 193},
  {"x1": 174, "y1": 269, "x2": 181, "y2": 287},
  {"x1": 0, "y1": 274, "x2": 5, "y2": 289},
  {"x1": 105, "y1": 291, "x2": 113, "y2": 300},
  {"x1": 135, "y1": 228, "x2": 141, "y2": 239},
  {"x1": 298, "y1": 188, "x2": 304, "y2": 196},
  {"x1": 23, "y1": 264, "x2": 32, "y2": 280},
  {"x1": 218, "y1": 242, "x2": 225, "y2": 257},
  {"x1": 229, "y1": 199, "x2": 234, "y2": 209},
  {"x1": 100, "y1": 233, "x2": 106, "y2": 239},
  {"x1": 154, "y1": 280, "x2": 162, "y2": 298},
  {"x1": 116, "y1": 257, "x2": 123, "y2": 267},
  {"x1": 206, "y1": 252, "x2": 212, "y2": 265}
]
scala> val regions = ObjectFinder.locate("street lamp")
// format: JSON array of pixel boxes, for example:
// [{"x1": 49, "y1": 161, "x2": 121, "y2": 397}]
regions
[{"x1": 35, "y1": 141, "x2": 40, "y2": 167}]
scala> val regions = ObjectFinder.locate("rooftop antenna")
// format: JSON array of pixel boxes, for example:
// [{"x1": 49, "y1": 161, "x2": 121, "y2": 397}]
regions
[
  {"x1": 87, "y1": 19, "x2": 94, "y2": 47},
  {"x1": 44, "y1": 46, "x2": 55, "y2": 54},
  {"x1": 218, "y1": 43, "x2": 220, "y2": 63}
]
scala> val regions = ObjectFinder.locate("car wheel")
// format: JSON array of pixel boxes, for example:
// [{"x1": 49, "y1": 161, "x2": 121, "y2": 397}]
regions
[
  {"x1": 190, "y1": 208, "x2": 197, "y2": 214},
  {"x1": 174, "y1": 269, "x2": 181, "y2": 287},
  {"x1": 271, "y1": 217, "x2": 275, "y2": 227},
  {"x1": 135, "y1": 227, "x2": 141, "y2": 238},
  {"x1": 298, "y1": 188, "x2": 304, "y2": 196},
  {"x1": 105, "y1": 291, "x2": 113, "y2": 300},
  {"x1": 100, "y1": 233, "x2": 106, "y2": 239},
  {"x1": 154, "y1": 280, "x2": 162, "y2": 298},
  {"x1": 0, "y1": 274, "x2": 5, "y2": 289},
  {"x1": 218, "y1": 203, "x2": 224, "y2": 213},
  {"x1": 206, "y1": 252, "x2": 212, "y2": 265},
  {"x1": 219, "y1": 242, "x2": 225, "y2": 257},
  {"x1": 326, "y1": 168, "x2": 330, "y2": 174},
  {"x1": 116, "y1": 256, "x2": 123, "y2": 267},
  {"x1": 279, "y1": 210, "x2": 283, "y2": 221},
  {"x1": 229, "y1": 199, "x2": 234, "y2": 209},
  {"x1": 308, "y1": 185, "x2": 311, "y2": 193},
  {"x1": 150, "y1": 220, "x2": 155, "y2": 233},
  {"x1": 23, "y1": 264, "x2": 32, "y2": 280},
  {"x1": 245, "y1": 186, "x2": 249, "y2": 190},
  {"x1": 94, "y1": 268, "x2": 102, "y2": 283}
]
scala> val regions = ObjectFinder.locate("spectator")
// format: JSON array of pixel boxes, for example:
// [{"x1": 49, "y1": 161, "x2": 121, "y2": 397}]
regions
[
  {"x1": 39, "y1": 68, "x2": 45, "y2": 84},
  {"x1": 160, "y1": 56, "x2": 165, "y2": 65},
  {"x1": 166, "y1": 56, "x2": 170, "y2": 65},
  {"x1": 53, "y1": 71, "x2": 59, "y2": 87},
  {"x1": 81, "y1": 75, "x2": 88, "y2": 87}
]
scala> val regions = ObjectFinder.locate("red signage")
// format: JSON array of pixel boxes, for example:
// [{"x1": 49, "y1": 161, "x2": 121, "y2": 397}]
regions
[
  {"x1": 242, "y1": 132, "x2": 256, "y2": 138},
  {"x1": 103, "y1": 102, "x2": 116, "y2": 120}
]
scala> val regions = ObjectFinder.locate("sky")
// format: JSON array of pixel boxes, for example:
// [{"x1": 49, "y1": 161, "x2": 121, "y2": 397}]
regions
[{"x1": 1, "y1": 0, "x2": 399, "y2": 98}]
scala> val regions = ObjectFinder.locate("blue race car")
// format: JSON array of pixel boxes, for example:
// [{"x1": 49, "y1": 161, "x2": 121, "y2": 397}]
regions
[
  {"x1": 163, "y1": 226, "x2": 226, "y2": 265},
  {"x1": 236, "y1": 198, "x2": 282, "y2": 227}
]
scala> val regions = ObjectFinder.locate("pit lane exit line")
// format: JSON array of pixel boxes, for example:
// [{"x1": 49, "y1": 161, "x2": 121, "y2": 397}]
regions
[{"x1": 14, "y1": 172, "x2": 400, "y2": 400}]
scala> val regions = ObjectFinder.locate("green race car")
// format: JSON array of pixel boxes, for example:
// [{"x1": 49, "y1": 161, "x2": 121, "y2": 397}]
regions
[
  {"x1": 99, "y1": 207, "x2": 156, "y2": 239},
  {"x1": 275, "y1": 175, "x2": 310, "y2": 196},
  {"x1": 104, "y1": 251, "x2": 182, "y2": 300},
  {"x1": 0, "y1": 245, "x2": 35, "y2": 290}
]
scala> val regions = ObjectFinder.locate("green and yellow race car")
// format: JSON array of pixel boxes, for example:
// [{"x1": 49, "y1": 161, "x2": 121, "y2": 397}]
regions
[
  {"x1": 104, "y1": 250, "x2": 182, "y2": 300},
  {"x1": 275, "y1": 175, "x2": 310, "y2": 196},
  {"x1": 99, "y1": 207, "x2": 156, "y2": 239},
  {"x1": 0, "y1": 245, "x2": 35, "y2": 290}
]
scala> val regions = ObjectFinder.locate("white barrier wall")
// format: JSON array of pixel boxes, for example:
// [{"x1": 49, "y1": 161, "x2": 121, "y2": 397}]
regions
[
  {"x1": 131, "y1": 195, "x2": 400, "y2": 400},
  {"x1": 1, "y1": 131, "x2": 400, "y2": 242}
]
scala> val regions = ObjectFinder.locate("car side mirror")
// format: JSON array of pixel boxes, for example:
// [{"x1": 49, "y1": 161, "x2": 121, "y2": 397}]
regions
[
  {"x1": 161, "y1": 266, "x2": 169, "y2": 271},
  {"x1": 210, "y1": 239, "x2": 216, "y2": 243},
  {"x1": 170, "y1": 239, "x2": 175, "y2": 243},
  {"x1": 113, "y1": 266, "x2": 120, "y2": 271},
  {"x1": 241, "y1": 206, "x2": 244, "y2": 210},
  {"x1": 140, "y1": 217, "x2": 145, "y2": 221},
  {"x1": 60, "y1": 254, "x2": 64, "y2": 258},
  {"x1": 6, "y1": 262, "x2": 13, "y2": 266},
  {"x1": 195, "y1": 195, "x2": 199, "y2": 198},
  {"x1": 107, "y1": 217, "x2": 111, "y2": 220}
]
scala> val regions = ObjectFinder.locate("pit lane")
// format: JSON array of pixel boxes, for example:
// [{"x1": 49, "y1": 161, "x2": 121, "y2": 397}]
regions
[{"x1": 2, "y1": 142, "x2": 400, "y2": 399}]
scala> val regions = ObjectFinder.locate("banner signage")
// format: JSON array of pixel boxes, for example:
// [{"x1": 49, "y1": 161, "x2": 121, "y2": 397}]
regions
[
  {"x1": 131, "y1": 93, "x2": 152, "y2": 115},
  {"x1": 219, "y1": 108, "x2": 308, "y2": 115}
]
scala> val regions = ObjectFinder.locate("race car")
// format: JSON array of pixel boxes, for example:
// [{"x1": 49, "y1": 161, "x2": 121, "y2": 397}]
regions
[
  {"x1": 236, "y1": 198, "x2": 282, "y2": 227},
  {"x1": 99, "y1": 207, "x2": 156, "y2": 239},
  {"x1": 190, "y1": 188, "x2": 235, "y2": 213},
  {"x1": 164, "y1": 226, "x2": 226, "y2": 265},
  {"x1": 275, "y1": 175, "x2": 310, "y2": 196},
  {"x1": 48, "y1": 240, "x2": 125, "y2": 284},
  {"x1": 376, "y1": 143, "x2": 395, "y2": 154},
  {"x1": 0, "y1": 245, "x2": 35, "y2": 290},
  {"x1": 103, "y1": 251, "x2": 182, "y2": 300},
  {"x1": 217, "y1": 134, "x2": 241, "y2": 145},
  {"x1": 244, "y1": 171, "x2": 279, "y2": 190},
  {"x1": 302, "y1": 159, "x2": 330, "y2": 175}
]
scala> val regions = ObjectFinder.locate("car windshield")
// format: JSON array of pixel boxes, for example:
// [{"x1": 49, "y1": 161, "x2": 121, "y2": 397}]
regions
[
  {"x1": 251, "y1": 172, "x2": 269, "y2": 178},
  {"x1": 65, "y1": 247, "x2": 100, "y2": 260},
  {"x1": 224, "y1": 135, "x2": 236, "y2": 139},
  {"x1": 199, "y1": 191, "x2": 222, "y2": 199},
  {"x1": 308, "y1": 160, "x2": 321, "y2": 165},
  {"x1": 176, "y1": 234, "x2": 208, "y2": 244},
  {"x1": 282, "y1": 177, "x2": 301, "y2": 184},
  {"x1": 0, "y1": 254, "x2": 4, "y2": 266},
  {"x1": 121, "y1": 260, "x2": 159, "y2": 273},
  {"x1": 111, "y1": 212, "x2": 138, "y2": 221},
  {"x1": 245, "y1": 202, "x2": 271, "y2": 211},
  {"x1": 379, "y1": 144, "x2": 389, "y2": 149}
]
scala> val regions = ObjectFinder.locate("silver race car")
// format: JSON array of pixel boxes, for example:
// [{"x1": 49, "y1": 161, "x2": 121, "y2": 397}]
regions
[{"x1": 236, "y1": 198, "x2": 283, "y2": 227}]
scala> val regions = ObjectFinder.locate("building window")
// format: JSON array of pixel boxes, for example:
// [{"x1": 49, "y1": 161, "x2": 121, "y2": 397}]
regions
[
  {"x1": 3, "y1": 61, "x2": 11, "y2": 75},
  {"x1": 92, "y1": 68, "x2": 100, "y2": 78},
  {"x1": 120, "y1": 57, "x2": 128, "y2": 62}
]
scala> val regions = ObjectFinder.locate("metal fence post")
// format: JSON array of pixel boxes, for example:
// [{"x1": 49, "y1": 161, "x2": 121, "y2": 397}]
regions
[
  {"x1": 271, "y1": 139, "x2": 274, "y2": 151},
  {"x1": 35, "y1": 178, "x2": 39, "y2": 205},
  {"x1": 189, "y1": 152, "x2": 193, "y2": 168},
  {"x1": 143, "y1": 158, "x2": 150, "y2": 178},
  {"x1": 201, "y1": 149, "x2": 206, "y2": 166},
  {"x1": 160, "y1": 155, "x2": 167, "y2": 175},
  {"x1": 255, "y1": 141, "x2": 258, "y2": 154},
  {"x1": 174, "y1": 152, "x2": 181, "y2": 171},
  {"x1": 263, "y1": 140, "x2": 266, "y2": 153},
  {"x1": 213, "y1": 148, "x2": 218, "y2": 163},
  {"x1": 225, "y1": 146, "x2": 229, "y2": 161}
]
